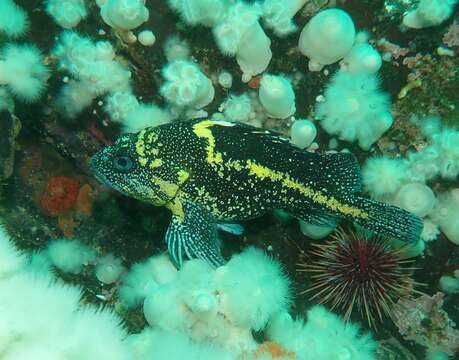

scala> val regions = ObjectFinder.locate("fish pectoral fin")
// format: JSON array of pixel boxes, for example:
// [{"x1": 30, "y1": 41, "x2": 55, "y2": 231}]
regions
[
  {"x1": 165, "y1": 201, "x2": 225, "y2": 269},
  {"x1": 217, "y1": 222, "x2": 244, "y2": 235}
]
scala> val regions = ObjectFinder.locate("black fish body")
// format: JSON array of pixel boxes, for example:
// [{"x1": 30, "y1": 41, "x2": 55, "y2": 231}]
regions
[{"x1": 91, "y1": 119, "x2": 422, "y2": 267}]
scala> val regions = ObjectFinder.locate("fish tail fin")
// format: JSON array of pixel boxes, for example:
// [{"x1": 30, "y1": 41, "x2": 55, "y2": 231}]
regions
[{"x1": 347, "y1": 196, "x2": 423, "y2": 244}]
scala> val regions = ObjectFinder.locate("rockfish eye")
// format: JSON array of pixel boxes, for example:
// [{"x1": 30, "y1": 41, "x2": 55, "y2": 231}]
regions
[{"x1": 113, "y1": 155, "x2": 134, "y2": 172}]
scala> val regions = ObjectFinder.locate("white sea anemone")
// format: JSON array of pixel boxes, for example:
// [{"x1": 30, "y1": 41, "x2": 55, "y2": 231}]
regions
[{"x1": 316, "y1": 71, "x2": 393, "y2": 150}]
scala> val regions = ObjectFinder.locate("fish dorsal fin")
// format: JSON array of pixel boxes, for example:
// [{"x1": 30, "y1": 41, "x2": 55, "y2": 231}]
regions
[
  {"x1": 192, "y1": 119, "x2": 363, "y2": 194},
  {"x1": 314, "y1": 152, "x2": 363, "y2": 194}
]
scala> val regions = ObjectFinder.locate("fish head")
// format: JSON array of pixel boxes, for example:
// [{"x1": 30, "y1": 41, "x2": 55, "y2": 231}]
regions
[{"x1": 91, "y1": 132, "x2": 165, "y2": 204}]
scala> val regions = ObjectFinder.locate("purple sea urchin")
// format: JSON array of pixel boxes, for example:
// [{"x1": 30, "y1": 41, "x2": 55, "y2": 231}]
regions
[{"x1": 298, "y1": 230, "x2": 418, "y2": 328}]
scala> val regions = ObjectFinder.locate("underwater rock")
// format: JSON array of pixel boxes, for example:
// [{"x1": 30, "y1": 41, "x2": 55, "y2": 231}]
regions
[
  {"x1": 393, "y1": 292, "x2": 459, "y2": 356},
  {"x1": 0, "y1": 110, "x2": 20, "y2": 183}
]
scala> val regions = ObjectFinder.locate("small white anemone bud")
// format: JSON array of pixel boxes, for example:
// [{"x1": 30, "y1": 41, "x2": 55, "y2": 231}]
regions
[
  {"x1": 218, "y1": 71, "x2": 233, "y2": 88},
  {"x1": 99, "y1": 0, "x2": 149, "y2": 31},
  {"x1": 340, "y1": 43, "x2": 382, "y2": 74},
  {"x1": 190, "y1": 292, "x2": 218, "y2": 314},
  {"x1": 394, "y1": 183, "x2": 436, "y2": 217},
  {"x1": 259, "y1": 74, "x2": 295, "y2": 119},
  {"x1": 298, "y1": 8, "x2": 355, "y2": 71},
  {"x1": 138, "y1": 30, "x2": 156, "y2": 46},
  {"x1": 299, "y1": 221, "x2": 336, "y2": 240},
  {"x1": 290, "y1": 119, "x2": 317, "y2": 148},
  {"x1": 95, "y1": 254, "x2": 125, "y2": 284},
  {"x1": 439, "y1": 275, "x2": 459, "y2": 294}
]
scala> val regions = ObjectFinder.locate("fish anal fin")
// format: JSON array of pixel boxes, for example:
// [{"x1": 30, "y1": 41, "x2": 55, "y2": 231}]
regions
[{"x1": 290, "y1": 208, "x2": 338, "y2": 228}]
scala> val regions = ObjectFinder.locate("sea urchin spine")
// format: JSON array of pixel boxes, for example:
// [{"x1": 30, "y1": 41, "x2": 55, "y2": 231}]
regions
[{"x1": 298, "y1": 230, "x2": 418, "y2": 328}]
